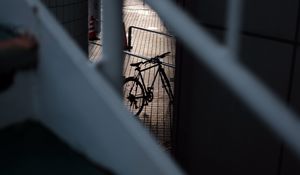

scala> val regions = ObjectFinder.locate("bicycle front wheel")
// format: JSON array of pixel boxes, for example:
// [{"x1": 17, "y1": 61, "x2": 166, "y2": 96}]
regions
[{"x1": 123, "y1": 77, "x2": 145, "y2": 116}]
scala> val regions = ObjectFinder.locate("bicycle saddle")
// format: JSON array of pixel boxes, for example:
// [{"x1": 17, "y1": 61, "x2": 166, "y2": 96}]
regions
[{"x1": 130, "y1": 62, "x2": 143, "y2": 67}]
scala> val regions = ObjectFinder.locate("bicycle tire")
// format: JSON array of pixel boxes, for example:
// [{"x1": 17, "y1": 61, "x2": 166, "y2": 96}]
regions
[{"x1": 123, "y1": 77, "x2": 145, "y2": 116}]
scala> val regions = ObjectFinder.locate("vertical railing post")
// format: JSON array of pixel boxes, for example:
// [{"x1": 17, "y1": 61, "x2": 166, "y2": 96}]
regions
[
  {"x1": 100, "y1": 0, "x2": 103, "y2": 39},
  {"x1": 98, "y1": 0, "x2": 101, "y2": 34},
  {"x1": 128, "y1": 26, "x2": 133, "y2": 51},
  {"x1": 226, "y1": 0, "x2": 243, "y2": 56},
  {"x1": 99, "y1": 0, "x2": 123, "y2": 93}
]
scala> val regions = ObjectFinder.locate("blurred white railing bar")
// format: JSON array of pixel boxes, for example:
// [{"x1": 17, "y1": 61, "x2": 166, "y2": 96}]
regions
[
  {"x1": 0, "y1": 0, "x2": 185, "y2": 174},
  {"x1": 226, "y1": 0, "x2": 243, "y2": 56},
  {"x1": 99, "y1": 0, "x2": 123, "y2": 92},
  {"x1": 146, "y1": 0, "x2": 300, "y2": 157}
]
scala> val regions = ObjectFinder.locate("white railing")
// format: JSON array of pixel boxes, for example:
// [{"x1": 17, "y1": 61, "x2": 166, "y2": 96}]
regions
[
  {"x1": 0, "y1": 0, "x2": 184, "y2": 174},
  {"x1": 2, "y1": 0, "x2": 300, "y2": 174},
  {"x1": 100, "y1": 0, "x2": 123, "y2": 91},
  {"x1": 145, "y1": 0, "x2": 300, "y2": 157}
]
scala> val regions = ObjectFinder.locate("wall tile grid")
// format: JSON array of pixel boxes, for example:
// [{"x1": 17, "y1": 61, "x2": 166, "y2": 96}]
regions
[
  {"x1": 190, "y1": 0, "x2": 300, "y2": 116},
  {"x1": 41, "y1": 0, "x2": 88, "y2": 53},
  {"x1": 176, "y1": 0, "x2": 300, "y2": 175}
]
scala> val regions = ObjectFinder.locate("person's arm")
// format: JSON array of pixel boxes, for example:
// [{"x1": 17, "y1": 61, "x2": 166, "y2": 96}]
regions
[
  {"x1": 0, "y1": 34, "x2": 38, "y2": 92},
  {"x1": 0, "y1": 34, "x2": 36, "y2": 51}
]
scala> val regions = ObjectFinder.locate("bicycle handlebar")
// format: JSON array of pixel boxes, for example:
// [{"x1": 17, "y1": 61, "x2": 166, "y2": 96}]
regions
[
  {"x1": 124, "y1": 51, "x2": 175, "y2": 68},
  {"x1": 156, "y1": 52, "x2": 171, "y2": 58}
]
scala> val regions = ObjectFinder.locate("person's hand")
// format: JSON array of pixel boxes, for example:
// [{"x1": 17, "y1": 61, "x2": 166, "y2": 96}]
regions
[
  {"x1": 0, "y1": 33, "x2": 37, "y2": 50},
  {"x1": 10, "y1": 34, "x2": 37, "y2": 50}
]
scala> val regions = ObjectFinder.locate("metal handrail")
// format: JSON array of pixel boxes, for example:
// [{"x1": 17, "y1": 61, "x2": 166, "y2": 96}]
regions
[{"x1": 127, "y1": 26, "x2": 173, "y2": 51}]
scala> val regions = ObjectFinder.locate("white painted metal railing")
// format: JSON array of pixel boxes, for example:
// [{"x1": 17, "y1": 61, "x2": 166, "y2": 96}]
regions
[
  {"x1": 145, "y1": 0, "x2": 300, "y2": 157},
  {"x1": 226, "y1": 0, "x2": 243, "y2": 55},
  {"x1": 2, "y1": 0, "x2": 300, "y2": 174},
  {"x1": 100, "y1": 0, "x2": 123, "y2": 92},
  {"x1": 0, "y1": 0, "x2": 184, "y2": 174}
]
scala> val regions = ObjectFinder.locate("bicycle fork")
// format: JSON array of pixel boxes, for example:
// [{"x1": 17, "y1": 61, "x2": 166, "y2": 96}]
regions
[{"x1": 159, "y1": 68, "x2": 175, "y2": 103}]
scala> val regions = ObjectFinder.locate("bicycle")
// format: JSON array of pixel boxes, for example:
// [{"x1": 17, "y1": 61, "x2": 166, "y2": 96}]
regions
[{"x1": 123, "y1": 52, "x2": 174, "y2": 116}]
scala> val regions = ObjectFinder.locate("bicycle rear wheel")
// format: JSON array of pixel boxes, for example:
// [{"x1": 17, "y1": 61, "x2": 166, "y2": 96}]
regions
[{"x1": 123, "y1": 77, "x2": 145, "y2": 116}]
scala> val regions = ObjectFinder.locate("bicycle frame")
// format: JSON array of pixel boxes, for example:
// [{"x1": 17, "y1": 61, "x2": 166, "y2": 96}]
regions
[{"x1": 134, "y1": 63, "x2": 174, "y2": 103}]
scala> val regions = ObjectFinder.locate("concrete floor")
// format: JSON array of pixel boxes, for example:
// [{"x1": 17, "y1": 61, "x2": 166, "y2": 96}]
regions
[{"x1": 89, "y1": 0, "x2": 176, "y2": 151}]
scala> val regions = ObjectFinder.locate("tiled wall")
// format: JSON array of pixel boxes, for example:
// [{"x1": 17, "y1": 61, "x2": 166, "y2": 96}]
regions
[
  {"x1": 42, "y1": 0, "x2": 88, "y2": 53},
  {"x1": 175, "y1": 0, "x2": 300, "y2": 175}
]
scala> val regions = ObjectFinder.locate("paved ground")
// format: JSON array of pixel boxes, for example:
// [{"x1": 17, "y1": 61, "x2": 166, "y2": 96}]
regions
[{"x1": 89, "y1": 0, "x2": 176, "y2": 151}]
